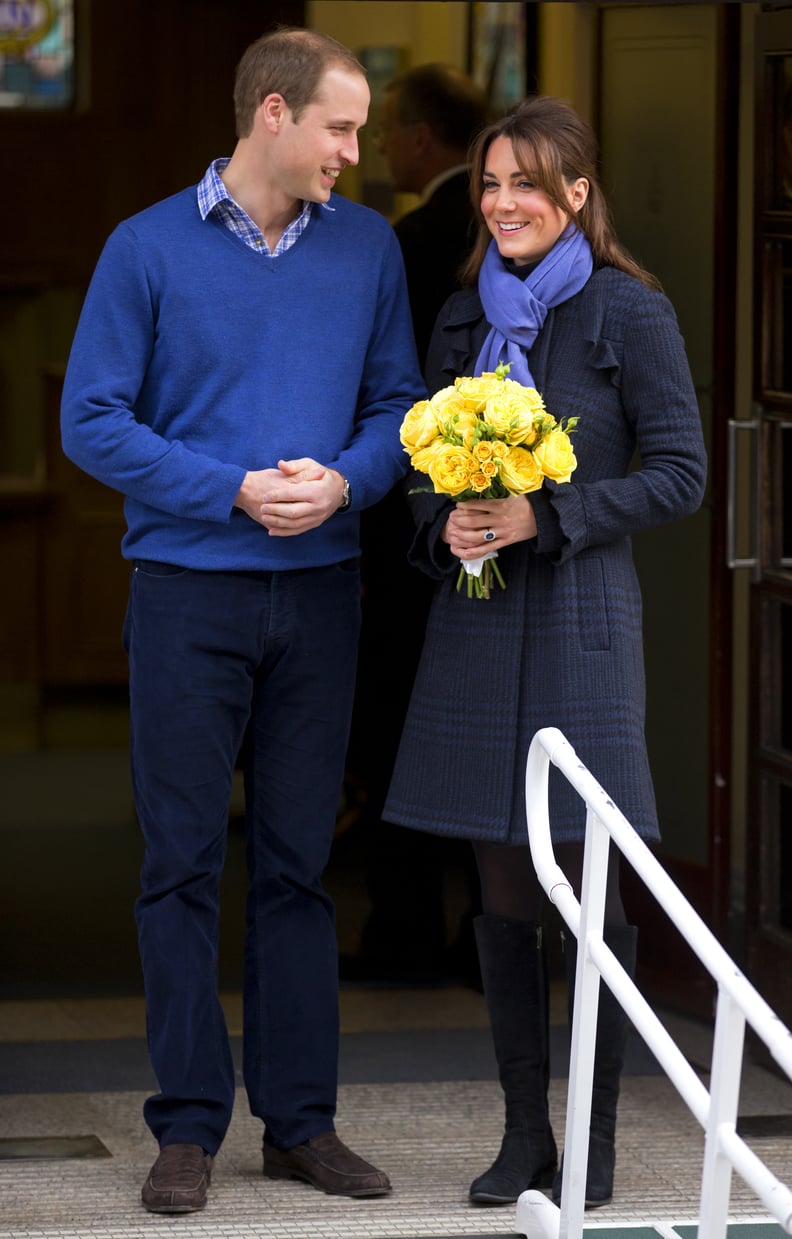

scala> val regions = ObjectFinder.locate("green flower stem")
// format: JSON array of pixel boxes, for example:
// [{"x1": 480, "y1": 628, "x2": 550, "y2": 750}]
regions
[
  {"x1": 490, "y1": 557, "x2": 507, "y2": 590},
  {"x1": 456, "y1": 558, "x2": 507, "y2": 600}
]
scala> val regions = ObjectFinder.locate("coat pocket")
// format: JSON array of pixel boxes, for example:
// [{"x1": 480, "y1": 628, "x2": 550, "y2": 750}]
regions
[{"x1": 575, "y1": 556, "x2": 610, "y2": 651}]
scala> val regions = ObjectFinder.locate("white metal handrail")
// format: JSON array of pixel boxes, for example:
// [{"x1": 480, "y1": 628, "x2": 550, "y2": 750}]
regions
[{"x1": 515, "y1": 726, "x2": 792, "y2": 1239}]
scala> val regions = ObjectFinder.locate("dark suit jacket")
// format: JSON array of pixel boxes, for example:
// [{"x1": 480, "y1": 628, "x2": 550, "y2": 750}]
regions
[
  {"x1": 348, "y1": 172, "x2": 476, "y2": 785},
  {"x1": 357, "y1": 170, "x2": 476, "y2": 598},
  {"x1": 394, "y1": 169, "x2": 476, "y2": 369}
]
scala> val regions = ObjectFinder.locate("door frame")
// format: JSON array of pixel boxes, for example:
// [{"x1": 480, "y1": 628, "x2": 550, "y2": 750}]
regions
[{"x1": 597, "y1": 4, "x2": 740, "y2": 1018}]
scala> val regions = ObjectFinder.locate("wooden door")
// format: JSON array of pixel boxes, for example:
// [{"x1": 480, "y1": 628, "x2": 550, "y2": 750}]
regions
[
  {"x1": 745, "y1": 6, "x2": 792, "y2": 1027},
  {"x1": 598, "y1": 4, "x2": 737, "y2": 1016}
]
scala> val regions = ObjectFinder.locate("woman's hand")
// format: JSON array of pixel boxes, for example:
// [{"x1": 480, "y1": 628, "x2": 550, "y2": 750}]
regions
[{"x1": 442, "y1": 495, "x2": 537, "y2": 559}]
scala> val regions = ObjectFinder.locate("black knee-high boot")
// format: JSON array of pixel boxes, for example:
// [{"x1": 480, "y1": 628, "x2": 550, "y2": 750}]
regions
[
  {"x1": 552, "y1": 925, "x2": 638, "y2": 1208},
  {"x1": 469, "y1": 915, "x2": 558, "y2": 1205}
]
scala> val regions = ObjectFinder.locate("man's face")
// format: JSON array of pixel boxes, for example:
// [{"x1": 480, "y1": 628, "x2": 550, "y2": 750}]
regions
[
  {"x1": 274, "y1": 67, "x2": 370, "y2": 204},
  {"x1": 377, "y1": 89, "x2": 422, "y2": 194}
]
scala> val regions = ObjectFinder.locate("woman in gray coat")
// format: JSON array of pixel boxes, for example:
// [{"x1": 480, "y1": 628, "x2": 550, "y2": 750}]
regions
[{"x1": 384, "y1": 97, "x2": 707, "y2": 1209}]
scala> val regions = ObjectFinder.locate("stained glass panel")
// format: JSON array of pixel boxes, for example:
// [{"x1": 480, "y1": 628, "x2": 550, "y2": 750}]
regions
[{"x1": 0, "y1": 0, "x2": 74, "y2": 109}]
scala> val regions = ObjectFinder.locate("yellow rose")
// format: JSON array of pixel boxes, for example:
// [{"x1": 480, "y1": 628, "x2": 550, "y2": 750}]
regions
[
  {"x1": 427, "y1": 444, "x2": 478, "y2": 496},
  {"x1": 479, "y1": 459, "x2": 498, "y2": 478},
  {"x1": 400, "y1": 400, "x2": 441, "y2": 452},
  {"x1": 502, "y1": 378, "x2": 547, "y2": 410},
  {"x1": 498, "y1": 445, "x2": 545, "y2": 494},
  {"x1": 470, "y1": 472, "x2": 491, "y2": 493},
  {"x1": 410, "y1": 439, "x2": 449, "y2": 476},
  {"x1": 484, "y1": 387, "x2": 548, "y2": 445},
  {"x1": 430, "y1": 386, "x2": 468, "y2": 419},
  {"x1": 533, "y1": 428, "x2": 578, "y2": 483},
  {"x1": 449, "y1": 408, "x2": 480, "y2": 449},
  {"x1": 454, "y1": 375, "x2": 500, "y2": 412},
  {"x1": 474, "y1": 441, "x2": 495, "y2": 461}
]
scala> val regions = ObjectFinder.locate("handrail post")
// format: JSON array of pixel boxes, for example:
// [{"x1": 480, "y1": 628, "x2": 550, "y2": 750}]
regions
[
  {"x1": 698, "y1": 988, "x2": 745, "y2": 1239},
  {"x1": 559, "y1": 807, "x2": 610, "y2": 1239}
]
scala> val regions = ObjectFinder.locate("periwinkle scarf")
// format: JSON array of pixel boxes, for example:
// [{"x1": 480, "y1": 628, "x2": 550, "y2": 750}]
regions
[{"x1": 475, "y1": 226, "x2": 594, "y2": 386}]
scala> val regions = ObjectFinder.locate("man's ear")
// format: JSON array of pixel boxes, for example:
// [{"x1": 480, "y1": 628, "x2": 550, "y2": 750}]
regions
[
  {"x1": 413, "y1": 120, "x2": 433, "y2": 154},
  {"x1": 259, "y1": 93, "x2": 288, "y2": 134}
]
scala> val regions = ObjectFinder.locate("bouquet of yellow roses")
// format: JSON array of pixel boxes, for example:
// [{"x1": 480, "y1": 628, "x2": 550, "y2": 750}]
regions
[{"x1": 399, "y1": 362, "x2": 578, "y2": 598}]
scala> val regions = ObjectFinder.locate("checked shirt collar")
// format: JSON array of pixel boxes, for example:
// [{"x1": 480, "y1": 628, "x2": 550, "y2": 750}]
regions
[{"x1": 197, "y1": 157, "x2": 333, "y2": 256}]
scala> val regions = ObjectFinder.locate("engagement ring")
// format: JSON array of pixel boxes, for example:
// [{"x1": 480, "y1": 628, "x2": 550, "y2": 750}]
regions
[{"x1": 484, "y1": 529, "x2": 496, "y2": 542}]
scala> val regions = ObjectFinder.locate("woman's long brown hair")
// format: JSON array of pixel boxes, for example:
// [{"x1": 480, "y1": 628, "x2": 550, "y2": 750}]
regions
[{"x1": 461, "y1": 95, "x2": 661, "y2": 292}]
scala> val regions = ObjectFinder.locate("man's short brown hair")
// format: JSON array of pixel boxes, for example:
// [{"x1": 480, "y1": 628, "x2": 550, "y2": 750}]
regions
[{"x1": 234, "y1": 27, "x2": 365, "y2": 138}]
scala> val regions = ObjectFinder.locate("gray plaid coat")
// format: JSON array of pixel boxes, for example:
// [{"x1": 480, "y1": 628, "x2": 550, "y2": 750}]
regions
[{"x1": 383, "y1": 267, "x2": 707, "y2": 844}]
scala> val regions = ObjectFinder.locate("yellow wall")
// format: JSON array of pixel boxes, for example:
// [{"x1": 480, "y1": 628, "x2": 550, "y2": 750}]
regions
[
  {"x1": 307, "y1": 0, "x2": 470, "y2": 213},
  {"x1": 537, "y1": 3, "x2": 597, "y2": 120},
  {"x1": 307, "y1": 1, "x2": 469, "y2": 66}
]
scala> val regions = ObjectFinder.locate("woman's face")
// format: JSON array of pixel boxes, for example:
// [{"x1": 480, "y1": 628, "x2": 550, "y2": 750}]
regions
[{"x1": 480, "y1": 135, "x2": 588, "y2": 266}]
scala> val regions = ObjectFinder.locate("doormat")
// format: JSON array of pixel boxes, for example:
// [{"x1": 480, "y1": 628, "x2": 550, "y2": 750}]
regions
[
  {"x1": 0, "y1": 1134, "x2": 111, "y2": 1160},
  {"x1": 737, "y1": 1113, "x2": 792, "y2": 1138},
  {"x1": 0, "y1": 1025, "x2": 662, "y2": 1094}
]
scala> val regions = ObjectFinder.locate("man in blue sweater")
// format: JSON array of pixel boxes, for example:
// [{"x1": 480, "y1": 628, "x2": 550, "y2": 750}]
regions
[{"x1": 61, "y1": 27, "x2": 424, "y2": 1214}]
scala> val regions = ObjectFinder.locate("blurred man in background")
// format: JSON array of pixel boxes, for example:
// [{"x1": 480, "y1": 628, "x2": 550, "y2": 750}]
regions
[
  {"x1": 379, "y1": 63, "x2": 488, "y2": 366},
  {"x1": 343, "y1": 64, "x2": 487, "y2": 987}
]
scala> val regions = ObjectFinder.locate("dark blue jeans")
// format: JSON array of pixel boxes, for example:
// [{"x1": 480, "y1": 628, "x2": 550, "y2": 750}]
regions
[{"x1": 123, "y1": 559, "x2": 361, "y2": 1155}]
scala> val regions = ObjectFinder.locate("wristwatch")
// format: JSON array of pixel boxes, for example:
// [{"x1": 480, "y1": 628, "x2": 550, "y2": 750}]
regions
[{"x1": 338, "y1": 477, "x2": 352, "y2": 512}]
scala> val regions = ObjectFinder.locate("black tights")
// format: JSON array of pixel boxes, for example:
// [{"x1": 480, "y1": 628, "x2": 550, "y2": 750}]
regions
[{"x1": 473, "y1": 839, "x2": 627, "y2": 927}]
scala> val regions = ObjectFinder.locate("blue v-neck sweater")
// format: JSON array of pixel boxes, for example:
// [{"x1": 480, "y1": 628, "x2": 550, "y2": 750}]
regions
[{"x1": 61, "y1": 188, "x2": 425, "y2": 570}]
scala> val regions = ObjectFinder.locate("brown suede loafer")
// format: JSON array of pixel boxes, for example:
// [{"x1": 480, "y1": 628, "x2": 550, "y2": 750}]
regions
[
  {"x1": 141, "y1": 1142, "x2": 214, "y2": 1213},
  {"x1": 263, "y1": 1131, "x2": 391, "y2": 1197}
]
